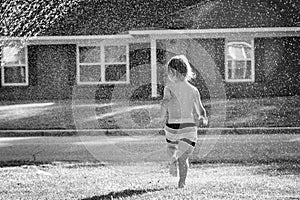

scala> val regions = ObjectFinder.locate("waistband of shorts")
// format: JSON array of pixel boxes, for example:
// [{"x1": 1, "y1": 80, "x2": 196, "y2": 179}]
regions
[{"x1": 166, "y1": 123, "x2": 196, "y2": 129}]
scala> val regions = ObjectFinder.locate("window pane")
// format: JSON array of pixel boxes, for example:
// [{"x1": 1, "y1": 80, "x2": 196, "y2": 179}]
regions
[
  {"x1": 228, "y1": 61, "x2": 233, "y2": 79},
  {"x1": 244, "y1": 47, "x2": 252, "y2": 59},
  {"x1": 105, "y1": 64, "x2": 127, "y2": 82},
  {"x1": 235, "y1": 61, "x2": 247, "y2": 69},
  {"x1": 79, "y1": 65, "x2": 101, "y2": 82},
  {"x1": 2, "y1": 46, "x2": 26, "y2": 65},
  {"x1": 231, "y1": 61, "x2": 247, "y2": 79},
  {"x1": 228, "y1": 46, "x2": 245, "y2": 60},
  {"x1": 227, "y1": 41, "x2": 252, "y2": 60},
  {"x1": 226, "y1": 40, "x2": 253, "y2": 81},
  {"x1": 228, "y1": 68, "x2": 232, "y2": 79},
  {"x1": 79, "y1": 46, "x2": 101, "y2": 63},
  {"x1": 105, "y1": 46, "x2": 126, "y2": 63},
  {"x1": 227, "y1": 60, "x2": 233, "y2": 69},
  {"x1": 4, "y1": 66, "x2": 26, "y2": 83}
]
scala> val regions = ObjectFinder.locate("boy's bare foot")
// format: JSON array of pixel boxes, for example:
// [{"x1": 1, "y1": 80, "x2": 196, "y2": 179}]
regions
[{"x1": 178, "y1": 181, "x2": 185, "y2": 188}]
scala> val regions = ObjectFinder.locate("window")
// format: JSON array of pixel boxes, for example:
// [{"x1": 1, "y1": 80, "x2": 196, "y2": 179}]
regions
[
  {"x1": 1, "y1": 45, "x2": 28, "y2": 86},
  {"x1": 77, "y1": 44, "x2": 129, "y2": 84},
  {"x1": 225, "y1": 39, "x2": 254, "y2": 82}
]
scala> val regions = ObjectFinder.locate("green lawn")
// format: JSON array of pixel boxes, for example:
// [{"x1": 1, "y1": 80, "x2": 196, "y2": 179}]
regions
[
  {"x1": 0, "y1": 162, "x2": 299, "y2": 200},
  {"x1": 0, "y1": 132, "x2": 299, "y2": 199},
  {"x1": 1, "y1": 96, "x2": 299, "y2": 199},
  {"x1": 0, "y1": 95, "x2": 299, "y2": 133}
]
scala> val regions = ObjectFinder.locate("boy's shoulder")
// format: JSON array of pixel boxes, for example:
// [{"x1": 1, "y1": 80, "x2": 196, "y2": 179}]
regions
[
  {"x1": 165, "y1": 82, "x2": 176, "y2": 89},
  {"x1": 186, "y1": 82, "x2": 198, "y2": 92}
]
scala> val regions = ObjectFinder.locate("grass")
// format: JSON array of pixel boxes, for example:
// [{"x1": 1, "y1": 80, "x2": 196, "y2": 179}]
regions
[
  {"x1": 225, "y1": 95, "x2": 300, "y2": 127},
  {"x1": 0, "y1": 130, "x2": 299, "y2": 199},
  {"x1": 0, "y1": 162, "x2": 299, "y2": 200},
  {"x1": 1, "y1": 96, "x2": 299, "y2": 199},
  {"x1": 0, "y1": 95, "x2": 299, "y2": 133}
]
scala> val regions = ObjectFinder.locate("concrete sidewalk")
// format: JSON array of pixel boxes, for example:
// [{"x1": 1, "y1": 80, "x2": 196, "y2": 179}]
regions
[{"x1": 1, "y1": 134, "x2": 300, "y2": 167}]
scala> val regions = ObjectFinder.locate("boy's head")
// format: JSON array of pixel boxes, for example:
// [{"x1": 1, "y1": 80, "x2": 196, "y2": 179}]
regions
[{"x1": 167, "y1": 55, "x2": 195, "y2": 81}]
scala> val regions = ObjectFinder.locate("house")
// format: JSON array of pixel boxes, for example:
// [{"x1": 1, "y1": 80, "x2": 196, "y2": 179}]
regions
[{"x1": 0, "y1": 0, "x2": 299, "y2": 102}]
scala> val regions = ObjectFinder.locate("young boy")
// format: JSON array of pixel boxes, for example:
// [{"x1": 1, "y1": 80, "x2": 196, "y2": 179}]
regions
[{"x1": 161, "y1": 55, "x2": 208, "y2": 188}]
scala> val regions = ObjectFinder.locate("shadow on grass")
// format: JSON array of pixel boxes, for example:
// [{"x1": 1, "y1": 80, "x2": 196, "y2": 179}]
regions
[
  {"x1": 0, "y1": 160, "x2": 51, "y2": 168},
  {"x1": 255, "y1": 162, "x2": 300, "y2": 176},
  {"x1": 192, "y1": 159, "x2": 300, "y2": 176},
  {"x1": 191, "y1": 158, "x2": 300, "y2": 166},
  {"x1": 0, "y1": 160, "x2": 106, "y2": 168},
  {"x1": 81, "y1": 188, "x2": 166, "y2": 200}
]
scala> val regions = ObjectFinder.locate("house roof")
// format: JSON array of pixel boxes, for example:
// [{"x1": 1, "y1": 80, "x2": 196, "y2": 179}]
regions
[
  {"x1": 40, "y1": 0, "x2": 205, "y2": 36},
  {"x1": 42, "y1": 0, "x2": 299, "y2": 36},
  {"x1": 166, "y1": 0, "x2": 300, "y2": 29},
  {"x1": 1, "y1": 0, "x2": 299, "y2": 39}
]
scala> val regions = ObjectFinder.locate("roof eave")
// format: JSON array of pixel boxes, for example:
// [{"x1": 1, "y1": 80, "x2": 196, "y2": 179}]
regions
[
  {"x1": 129, "y1": 27, "x2": 300, "y2": 39},
  {"x1": 1, "y1": 27, "x2": 300, "y2": 45}
]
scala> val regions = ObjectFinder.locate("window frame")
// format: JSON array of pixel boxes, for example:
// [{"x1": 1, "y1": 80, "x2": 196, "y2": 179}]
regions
[
  {"x1": 1, "y1": 45, "x2": 29, "y2": 86},
  {"x1": 225, "y1": 38, "x2": 255, "y2": 83},
  {"x1": 76, "y1": 42, "x2": 130, "y2": 85}
]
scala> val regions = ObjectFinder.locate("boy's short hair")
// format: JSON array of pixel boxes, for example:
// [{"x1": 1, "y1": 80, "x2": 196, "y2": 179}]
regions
[{"x1": 167, "y1": 55, "x2": 195, "y2": 81}]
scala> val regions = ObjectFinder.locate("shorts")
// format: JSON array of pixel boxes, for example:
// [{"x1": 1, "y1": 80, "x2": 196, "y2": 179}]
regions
[{"x1": 164, "y1": 123, "x2": 198, "y2": 147}]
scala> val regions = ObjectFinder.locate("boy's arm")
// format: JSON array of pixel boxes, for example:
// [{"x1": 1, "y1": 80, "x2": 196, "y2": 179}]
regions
[
  {"x1": 160, "y1": 86, "x2": 171, "y2": 119},
  {"x1": 194, "y1": 89, "x2": 208, "y2": 126}
]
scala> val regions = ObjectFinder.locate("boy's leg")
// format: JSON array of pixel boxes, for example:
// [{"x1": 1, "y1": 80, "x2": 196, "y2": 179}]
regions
[
  {"x1": 167, "y1": 143, "x2": 178, "y2": 162},
  {"x1": 177, "y1": 142, "x2": 194, "y2": 188},
  {"x1": 166, "y1": 143, "x2": 178, "y2": 176}
]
